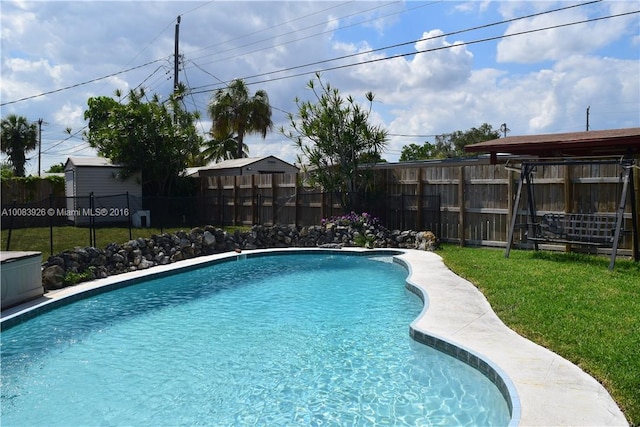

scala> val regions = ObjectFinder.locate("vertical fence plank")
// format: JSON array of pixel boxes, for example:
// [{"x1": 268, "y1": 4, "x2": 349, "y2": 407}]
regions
[
  {"x1": 458, "y1": 166, "x2": 465, "y2": 247},
  {"x1": 417, "y1": 167, "x2": 424, "y2": 228},
  {"x1": 564, "y1": 164, "x2": 572, "y2": 252}
]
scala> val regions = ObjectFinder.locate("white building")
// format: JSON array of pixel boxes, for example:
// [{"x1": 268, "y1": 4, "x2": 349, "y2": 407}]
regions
[
  {"x1": 64, "y1": 157, "x2": 144, "y2": 225},
  {"x1": 185, "y1": 156, "x2": 299, "y2": 179}
]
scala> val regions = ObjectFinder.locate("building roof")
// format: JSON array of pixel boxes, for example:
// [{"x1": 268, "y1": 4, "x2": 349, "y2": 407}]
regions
[
  {"x1": 65, "y1": 156, "x2": 120, "y2": 168},
  {"x1": 465, "y1": 128, "x2": 640, "y2": 160},
  {"x1": 185, "y1": 156, "x2": 298, "y2": 177},
  {"x1": 201, "y1": 156, "x2": 282, "y2": 170}
]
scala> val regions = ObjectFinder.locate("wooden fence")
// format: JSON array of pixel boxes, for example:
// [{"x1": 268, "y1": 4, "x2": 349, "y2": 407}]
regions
[
  {"x1": 2, "y1": 157, "x2": 637, "y2": 257},
  {"x1": 1, "y1": 178, "x2": 64, "y2": 205},
  {"x1": 200, "y1": 157, "x2": 638, "y2": 256}
]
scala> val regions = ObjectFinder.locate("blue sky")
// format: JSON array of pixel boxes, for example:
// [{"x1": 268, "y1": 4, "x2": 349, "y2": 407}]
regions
[{"x1": 1, "y1": 1, "x2": 639, "y2": 174}]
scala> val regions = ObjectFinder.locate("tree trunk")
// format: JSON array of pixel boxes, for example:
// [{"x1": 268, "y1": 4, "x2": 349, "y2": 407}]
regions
[{"x1": 236, "y1": 132, "x2": 244, "y2": 159}]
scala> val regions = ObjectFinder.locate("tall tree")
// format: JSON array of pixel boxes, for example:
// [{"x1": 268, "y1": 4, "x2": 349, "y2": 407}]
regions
[
  {"x1": 84, "y1": 85, "x2": 203, "y2": 196},
  {"x1": 400, "y1": 123, "x2": 501, "y2": 161},
  {"x1": 281, "y1": 74, "x2": 388, "y2": 211},
  {"x1": 46, "y1": 162, "x2": 65, "y2": 173},
  {"x1": 207, "y1": 79, "x2": 273, "y2": 159},
  {"x1": 1, "y1": 114, "x2": 38, "y2": 177},
  {"x1": 200, "y1": 133, "x2": 248, "y2": 164},
  {"x1": 399, "y1": 143, "x2": 436, "y2": 161}
]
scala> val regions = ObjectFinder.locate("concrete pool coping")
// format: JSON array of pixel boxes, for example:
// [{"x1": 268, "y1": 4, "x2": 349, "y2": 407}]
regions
[{"x1": 0, "y1": 248, "x2": 629, "y2": 426}]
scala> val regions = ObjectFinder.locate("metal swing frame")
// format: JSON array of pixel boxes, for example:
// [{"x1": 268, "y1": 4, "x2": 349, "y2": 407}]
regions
[{"x1": 505, "y1": 157, "x2": 639, "y2": 270}]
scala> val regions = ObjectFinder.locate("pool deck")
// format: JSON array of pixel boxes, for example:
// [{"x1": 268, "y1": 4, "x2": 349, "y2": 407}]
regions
[
  {"x1": 397, "y1": 249, "x2": 628, "y2": 427},
  {"x1": 0, "y1": 248, "x2": 629, "y2": 426}
]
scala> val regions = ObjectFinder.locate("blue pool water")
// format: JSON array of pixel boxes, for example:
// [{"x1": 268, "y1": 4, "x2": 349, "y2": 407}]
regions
[{"x1": 1, "y1": 252, "x2": 510, "y2": 426}]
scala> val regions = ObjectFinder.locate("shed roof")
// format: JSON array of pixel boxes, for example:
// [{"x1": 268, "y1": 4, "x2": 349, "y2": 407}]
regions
[
  {"x1": 465, "y1": 127, "x2": 640, "y2": 160},
  {"x1": 65, "y1": 156, "x2": 120, "y2": 168},
  {"x1": 185, "y1": 156, "x2": 298, "y2": 177},
  {"x1": 203, "y1": 156, "x2": 292, "y2": 170}
]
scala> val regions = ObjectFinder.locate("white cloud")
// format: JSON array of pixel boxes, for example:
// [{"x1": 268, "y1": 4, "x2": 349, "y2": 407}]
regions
[
  {"x1": 455, "y1": 1, "x2": 492, "y2": 15},
  {"x1": 375, "y1": 49, "x2": 639, "y2": 162},
  {"x1": 406, "y1": 32, "x2": 474, "y2": 89},
  {"x1": 345, "y1": 30, "x2": 474, "y2": 100},
  {"x1": 1, "y1": 1, "x2": 637, "y2": 172},
  {"x1": 497, "y1": 2, "x2": 638, "y2": 64},
  {"x1": 1, "y1": 57, "x2": 73, "y2": 101},
  {"x1": 54, "y1": 102, "x2": 84, "y2": 128}
]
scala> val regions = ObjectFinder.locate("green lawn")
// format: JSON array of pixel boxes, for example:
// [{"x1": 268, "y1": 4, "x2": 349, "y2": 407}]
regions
[
  {"x1": 1, "y1": 225, "x2": 248, "y2": 257},
  {"x1": 1, "y1": 226, "x2": 190, "y2": 256},
  {"x1": 438, "y1": 245, "x2": 640, "y2": 426}
]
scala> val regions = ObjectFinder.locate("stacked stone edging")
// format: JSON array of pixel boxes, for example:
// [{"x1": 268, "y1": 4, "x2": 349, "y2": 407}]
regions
[{"x1": 41, "y1": 224, "x2": 439, "y2": 290}]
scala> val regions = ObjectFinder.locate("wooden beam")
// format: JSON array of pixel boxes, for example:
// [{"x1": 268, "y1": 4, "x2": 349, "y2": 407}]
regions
[
  {"x1": 417, "y1": 167, "x2": 424, "y2": 229},
  {"x1": 507, "y1": 168, "x2": 514, "y2": 247},
  {"x1": 505, "y1": 167, "x2": 524, "y2": 258},
  {"x1": 564, "y1": 164, "x2": 572, "y2": 253}
]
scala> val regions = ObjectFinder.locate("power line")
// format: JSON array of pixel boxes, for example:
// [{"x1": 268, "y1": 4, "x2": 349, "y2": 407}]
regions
[
  {"x1": 190, "y1": 8, "x2": 637, "y2": 94},
  {"x1": 188, "y1": 60, "x2": 226, "y2": 85},
  {"x1": 40, "y1": 126, "x2": 87, "y2": 155},
  {"x1": 40, "y1": 61, "x2": 175, "y2": 156},
  {"x1": 182, "y1": 65, "x2": 208, "y2": 136},
  {"x1": 187, "y1": 0, "x2": 604, "y2": 93},
  {"x1": 388, "y1": 133, "x2": 441, "y2": 138},
  {"x1": 2, "y1": 0, "x2": 214, "y2": 108},
  {"x1": 11, "y1": 1, "x2": 637, "y2": 167},
  {"x1": 187, "y1": 1, "x2": 438, "y2": 68},
  {"x1": 0, "y1": 58, "x2": 168, "y2": 107},
  {"x1": 2, "y1": 0, "x2": 602, "y2": 107},
  {"x1": 185, "y1": 1, "x2": 367, "y2": 58},
  {"x1": 180, "y1": 1, "x2": 215, "y2": 18}
]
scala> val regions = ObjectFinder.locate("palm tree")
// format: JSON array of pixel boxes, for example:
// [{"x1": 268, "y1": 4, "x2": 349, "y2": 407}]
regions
[
  {"x1": 201, "y1": 133, "x2": 248, "y2": 163},
  {"x1": 1, "y1": 114, "x2": 38, "y2": 177},
  {"x1": 207, "y1": 79, "x2": 273, "y2": 159}
]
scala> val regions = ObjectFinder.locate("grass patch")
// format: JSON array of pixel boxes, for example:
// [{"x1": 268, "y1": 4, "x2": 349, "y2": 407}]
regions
[
  {"x1": 1, "y1": 225, "x2": 249, "y2": 256},
  {"x1": 438, "y1": 245, "x2": 640, "y2": 426}
]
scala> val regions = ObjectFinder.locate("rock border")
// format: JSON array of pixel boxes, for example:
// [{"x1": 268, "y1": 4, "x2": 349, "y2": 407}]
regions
[{"x1": 42, "y1": 225, "x2": 439, "y2": 290}]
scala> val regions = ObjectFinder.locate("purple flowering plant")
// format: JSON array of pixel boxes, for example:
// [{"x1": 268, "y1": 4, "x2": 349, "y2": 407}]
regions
[{"x1": 321, "y1": 211, "x2": 380, "y2": 229}]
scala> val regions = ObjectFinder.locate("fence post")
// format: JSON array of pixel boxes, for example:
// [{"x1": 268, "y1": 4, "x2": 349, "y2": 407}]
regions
[
  {"x1": 417, "y1": 168, "x2": 424, "y2": 230},
  {"x1": 49, "y1": 193, "x2": 54, "y2": 256},
  {"x1": 256, "y1": 193, "x2": 261, "y2": 225},
  {"x1": 271, "y1": 174, "x2": 278, "y2": 226},
  {"x1": 93, "y1": 194, "x2": 97, "y2": 247},
  {"x1": 89, "y1": 192, "x2": 95, "y2": 247},
  {"x1": 216, "y1": 176, "x2": 222, "y2": 227},
  {"x1": 507, "y1": 169, "x2": 514, "y2": 247},
  {"x1": 458, "y1": 166, "x2": 466, "y2": 247},
  {"x1": 221, "y1": 195, "x2": 225, "y2": 227},
  {"x1": 233, "y1": 176, "x2": 238, "y2": 226},
  {"x1": 564, "y1": 164, "x2": 572, "y2": 253},
  {"x1": 401, "y1": 193, "x2": 405, "y2": 230},
  {"x1": 251, "y1": 174, "x2": 257, "y2": 226},
  {"x1": 294, "y1": 175, "x2": 299, "y2": 227},
  {"x1": 5, "y1": 199, "x2": 16, "y2": 251},
  {"x1": 88, "y1": 193, "x2": 92, "y2": 246},
  {"x1": 329, "y1": 192, "x2": 333, "y2": 219},
  {"x1": 634, "y1": 164, "x2": 640, "y2": 262},
  {"x1": 126, "y1": 191, "x2": 132, "y2": 240}
]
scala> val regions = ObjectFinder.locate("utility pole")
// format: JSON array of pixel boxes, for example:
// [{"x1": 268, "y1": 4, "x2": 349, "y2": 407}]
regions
[
  {"x1": 586, "y1": 106, "x2": 590, "y2": 131},
  {"x1": 37, "y1": 118, "x2": 43, "y2": 176},
  {"x1": 500, "y1": 123, "x2": 509, "y2": 137},
  {"x1": 174, "y1": 15, "x2": 181, "y2": 94}
]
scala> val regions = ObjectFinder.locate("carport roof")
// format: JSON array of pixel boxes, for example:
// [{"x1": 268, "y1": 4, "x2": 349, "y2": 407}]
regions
[{"x1": 465, "y1": 127, "x2": 640, "y2": 161}]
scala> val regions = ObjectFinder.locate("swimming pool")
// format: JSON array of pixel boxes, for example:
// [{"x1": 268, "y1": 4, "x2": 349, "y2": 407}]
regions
[{"x1": 1, "y1": 251, "x2": 511, "y2": 426}]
